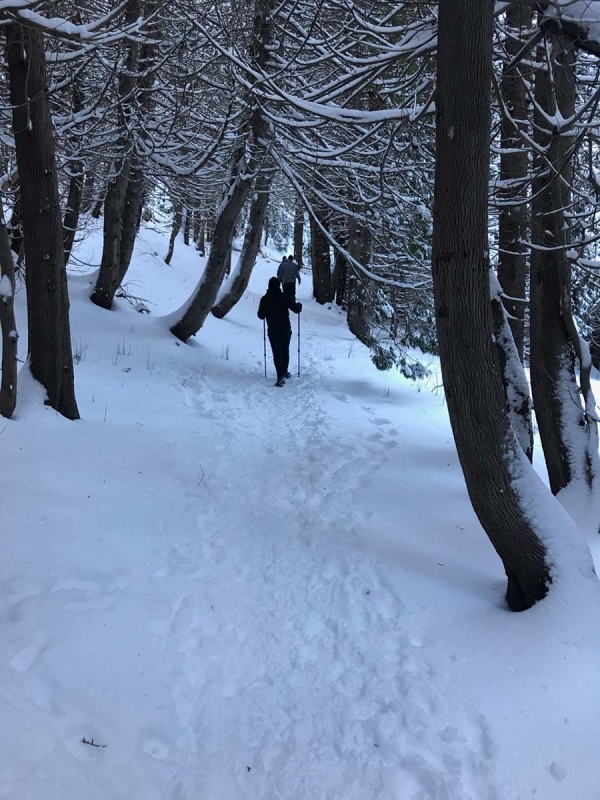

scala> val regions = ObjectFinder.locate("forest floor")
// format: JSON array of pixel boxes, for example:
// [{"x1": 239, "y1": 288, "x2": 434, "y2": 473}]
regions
[{"x1": 2, "y1": 220, "x2": 600, "y2": 799}]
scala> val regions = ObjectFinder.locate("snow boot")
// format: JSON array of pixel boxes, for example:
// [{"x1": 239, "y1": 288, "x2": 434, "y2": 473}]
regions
[{"x1": 275, "y1": 378, "x2": 286, "y2": 387}]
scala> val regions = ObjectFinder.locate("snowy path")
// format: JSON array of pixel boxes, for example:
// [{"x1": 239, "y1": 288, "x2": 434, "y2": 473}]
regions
[{"x1": 3, "y1": 229, "x2": 599, "y2": 799}]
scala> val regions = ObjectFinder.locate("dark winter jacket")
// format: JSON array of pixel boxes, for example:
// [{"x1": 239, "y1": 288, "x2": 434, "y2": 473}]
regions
[
  {"x1": 278, "y1": 259, "x2": 301, "y2": 285},
  {"x1": 258, "y1": 279, "x2": 302, "y2": 332}
]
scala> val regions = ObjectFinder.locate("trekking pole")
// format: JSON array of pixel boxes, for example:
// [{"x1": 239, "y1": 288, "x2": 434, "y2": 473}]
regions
[
  {"x1": 297, "y1": 311, "x2": 301, "y2": 377},
  {"x1": 263, "y1": 319, "x2": 267, "y2": 378}
]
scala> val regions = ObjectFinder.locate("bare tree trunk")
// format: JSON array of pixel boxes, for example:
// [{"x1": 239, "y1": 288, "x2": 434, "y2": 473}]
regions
[
  {"x1": 91, "y1": 156, "x2": 132, "y2": 308},
  {"x1": 497, "y1": 3, "x2": 532, "y2": 360},
  {"x1": 530, "y1": 35, "x2": 598, "y2": 499},
  {"x1": 294, "y1": 200, "x2": 304, "y2": 266},
  {"x1": 212, "y1": 173, "x2": 272, "y2": 318},
  {"x1": 193, "y1": 210, "x2": 201, "y2": 246},
  {"x1": 6, "y1": 23, "x2": 79, "y2": 419},
  {"x1": 165, "y1": 201, "x2": 183, "y2": 265},
  {"x1": 197, "y1": 219, "x2": 205, "y2": 256},
  {"x1": 183, "y1": 205, "x2": 191, "y2": 246},
  {"x1": 91, "y1": 0, "x2": 152, "y2": 309},
  {"x1": 432, "y1": 0, "x2": 547, "y2": 611},
  {"x1": 310, "y1": 208, "x2": 333, "y2": 304},
  {"x1": 63, "y1": 55, "x2": 84, "y2": 266},
  {"x1": 333, "y1": 250, "x2": 348, "y2": 307},
  {"x1": 346, "y1": 217, "x2": 372, "y2": 343},
  {"x1": 0, "y1": 210, "x2": 17, "y2": 418}
]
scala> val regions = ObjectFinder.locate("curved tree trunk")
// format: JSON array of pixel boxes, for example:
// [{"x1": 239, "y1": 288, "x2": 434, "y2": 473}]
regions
[
  {"x1": 6, "y1": 23, "x2": 79, "y2": 419},
  {"x1": 433, "y1": 0, "x2": 548, "y2": 611},
  {"x1": 497, "y1": 3, "x2": 532, "y2": 360},
  {"x1": 212, "y1": 173, "x2": 272, "y2": 318},
  {"x1": 530, "y1": 34, "x2": 599, "y2": 501},
  {"x1": 170, "y1": 168, "x2": 254, "y2": 341},
  {"x1": 170, "y1": 0, "x2": 274, "y2": 341},
  {"x1": 0, "y1": 210, "x2": 17, "y2": 418}
]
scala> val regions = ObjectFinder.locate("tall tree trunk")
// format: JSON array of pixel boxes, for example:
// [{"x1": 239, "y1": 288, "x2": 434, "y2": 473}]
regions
[
  {"x1": 63, "y1": 56, "x2": 84, "y2": 266},
  {"x1": 310, "y1": 209, "x2": 333, "y2": 304},
  {"x1": 212, "y1": 173, "x2": 272, "y2": 318},
  {"x1": 91, "y1": 0, "x2": 151, "y2": 309},
  {"x1": 169, "y1": 0, "x2": 274, "y2": 341},
  {"x1": 6, "y1": 24, "x2": 79, "y2": 419},
  {"x1": 497, "y1": 3, "x2": 532, "y2": 360},
  {"x1": 193, "y1": 210, "x2": 201, "y2": 246},
  {"x1": 183, "y1": 205, "x2": 191, "y2": 246},
  {"x1": 432, "y1": 0, "x2": 548, "y2": 610},
  {"x1": 91, "y1": 156, "x2": 132, "y2": 308},
  {"x1": 197, "y1": 219, "x2": 205, "y2": 256},
  {"x1": 165, "y1": 201, "x2": 183, "y2": 265},
  {"x1": 346, "y1": 217, "x2": 372, "y2": 344},
  {"x1": 530, "y1": 35, "x2": 599, "y2": 501},
  {"x1": 333, "y1": 250, "x2": 348, "y2": 308},
  {"x1": 294, "y1": 200, "x2": 304, "y2": 266},
  {"x1": 0, "y1": 210, "x2": 17, "y2": 418}
]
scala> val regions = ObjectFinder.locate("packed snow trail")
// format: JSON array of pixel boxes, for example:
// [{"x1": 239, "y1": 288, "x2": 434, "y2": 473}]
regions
[{"x1": 2, "y1": 224, "x2": 600, "y2": 799}]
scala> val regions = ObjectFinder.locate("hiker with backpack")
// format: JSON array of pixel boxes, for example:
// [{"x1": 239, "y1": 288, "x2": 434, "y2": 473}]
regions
[
  {"x1": 258, "y1": 277, "x2": 302, "y2": 387},
  {"x1": 277, "y1": 254, "x2": 301, "y2": 301}
]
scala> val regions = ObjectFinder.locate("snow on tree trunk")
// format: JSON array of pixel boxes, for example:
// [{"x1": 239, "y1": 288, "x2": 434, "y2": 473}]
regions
[
  {"x1": 433, "y1": 0, "x2": 554, "y2": 611},
  {"x1": 168, "y1": 0, "x2": 274, "y2": 341},
  {"x1": 6, "y1": 23, "x2": 79, "y2": 420},
  {"x1": 212, "y1": 173, "x2": 273, "y2": 319},
  {"x1": 490, "y1": 270, "x2": 534, "y2": 461},
  {"x1": 530, "y1": 33, "x2": 600, "y2": 530},
  {"x1": 497, "y1": 3, "x2": 532, "y2": 360}
]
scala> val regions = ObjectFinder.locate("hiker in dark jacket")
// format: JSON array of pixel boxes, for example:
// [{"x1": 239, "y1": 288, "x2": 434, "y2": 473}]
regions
[
  {"x1": 258, "y1": 277, "x2": 302, "y2": 386},
  {"x1": 277, "y1": 254, "x2": 301, "y2": 301}
]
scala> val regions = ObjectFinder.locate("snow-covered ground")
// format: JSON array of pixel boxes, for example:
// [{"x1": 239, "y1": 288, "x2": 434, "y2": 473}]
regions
[{"x1": 2, "y1": 221, "x2": 600, "y2": 799}]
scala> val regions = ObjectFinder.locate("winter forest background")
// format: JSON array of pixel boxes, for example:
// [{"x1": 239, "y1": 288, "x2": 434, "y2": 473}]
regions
[{"x1": 3, "y1": 1, "x2": 600, "y2": 798}]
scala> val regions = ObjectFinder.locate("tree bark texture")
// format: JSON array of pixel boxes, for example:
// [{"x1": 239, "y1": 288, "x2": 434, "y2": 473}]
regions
[
  {"x1": 333, "y1": 250, "x2": 348, "y2": 307},
  {"x1": 0, "y1": 211, "x2": 17, "y2": 418},
  {"x1": 6, "y1": 24, "x2": 79, "y2": 419},
  {"x1": 294, "y1": 201, "x2": 304, "y2": 266},
  {"x1": 212, "y1": 173, "x2": 273, "y2": 318},
  {"x1": 91, "y1": 0, "x2": 154, "y2": 309},
  {"x1": 165, "y1": 201, "x2": 183, "y2": 265},
  {"x1": 497, "y1": 3, "x2": 532, "y2": 360},
  {"x1": 432, "y1": 0, "x2": 548, "y2": 611},
  {"x1": 346, "y1": 217, "x2": 372, "y2": 344},
  {"x1": 63, "y1": 69, "x2": 84, "y2": 266},
  {"x1": 530, "y1": 35, "x2": 598, "y2": 496},
  {"x1": 310, "y1": 208, "x2": 333, "y2": 304}
]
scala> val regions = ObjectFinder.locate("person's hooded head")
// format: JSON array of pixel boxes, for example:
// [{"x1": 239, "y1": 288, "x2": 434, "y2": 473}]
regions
[{"x1": 268, "y1": 277, "x2": 280, "y2": 292}]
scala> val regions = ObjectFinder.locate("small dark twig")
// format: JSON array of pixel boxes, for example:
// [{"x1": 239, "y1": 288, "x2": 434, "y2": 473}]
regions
[{"x1": 81, "y1": 737, "x2": 107, "y2": 748}]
